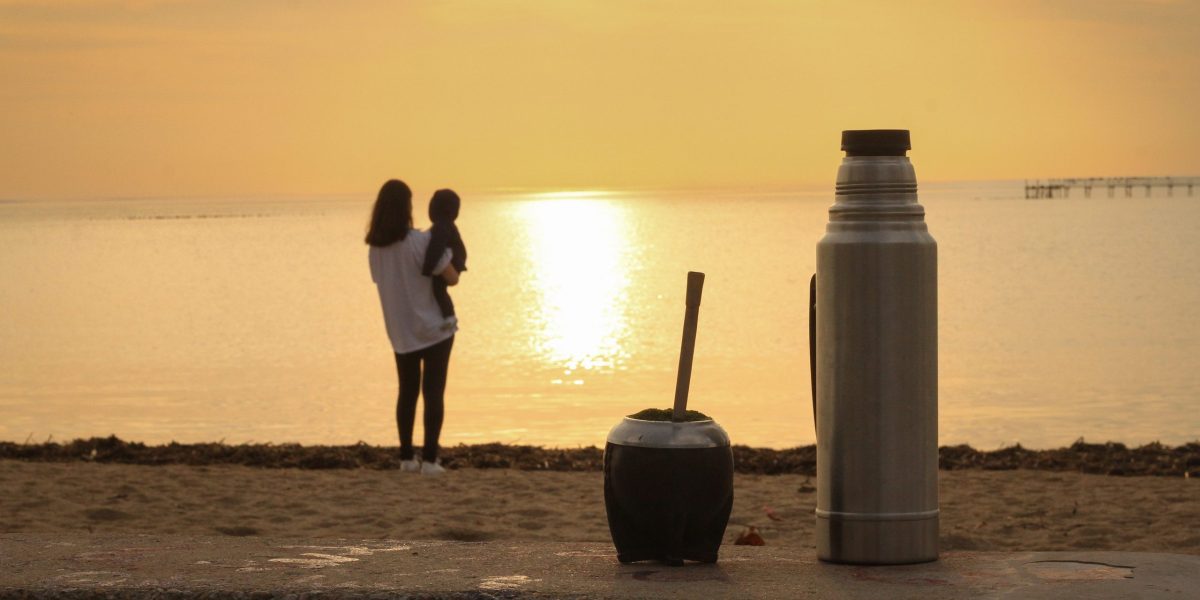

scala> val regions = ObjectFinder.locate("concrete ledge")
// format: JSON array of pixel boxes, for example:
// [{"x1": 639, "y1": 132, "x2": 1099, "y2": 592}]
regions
[{"x1": 2, "y1": 534, "x2": 1197, "y2": 599}]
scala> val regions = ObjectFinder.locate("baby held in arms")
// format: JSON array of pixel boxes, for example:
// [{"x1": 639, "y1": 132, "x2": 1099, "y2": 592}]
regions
[{"x1": 422, "y1": 189, "x2": 468, "y2": 331}]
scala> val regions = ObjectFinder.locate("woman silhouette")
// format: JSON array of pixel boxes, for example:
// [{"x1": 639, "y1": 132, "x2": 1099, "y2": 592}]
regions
[{"x1": 366, "y1": 179, "x2": 460, "y2": 476}]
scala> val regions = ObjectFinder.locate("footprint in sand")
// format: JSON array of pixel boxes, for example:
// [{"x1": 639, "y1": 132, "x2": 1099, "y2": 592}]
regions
[
  {"x1": 84, "y1": 508, "x2": 133, "y2": 522},
  {"x1": 510, "y1": 508, "x2": 555, "y2": 519},
  {"x1": 214, "y1": 525, "x2": 259, "y2": 536},
  {"x1": 213, "y1": 495, "x2": 244, "y2": 508},
  {"x1": 435, "y1": 526, "x2": 495, "y2": 542}
]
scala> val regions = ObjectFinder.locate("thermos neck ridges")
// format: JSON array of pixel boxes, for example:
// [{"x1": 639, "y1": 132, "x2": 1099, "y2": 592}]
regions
[{"x1": 831, "y1": 156, "x2": 925, "y2": 222}]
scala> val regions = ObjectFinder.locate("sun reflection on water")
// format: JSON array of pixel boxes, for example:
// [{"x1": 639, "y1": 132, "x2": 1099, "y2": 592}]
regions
[{"x1": 516, "y1": 194, "x2": 632, "y2": 382}]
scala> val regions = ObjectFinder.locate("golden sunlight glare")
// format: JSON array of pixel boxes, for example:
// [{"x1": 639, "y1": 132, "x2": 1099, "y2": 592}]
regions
[{"x1": 517, "y1": 197, "x2": 632, "y2": 383}]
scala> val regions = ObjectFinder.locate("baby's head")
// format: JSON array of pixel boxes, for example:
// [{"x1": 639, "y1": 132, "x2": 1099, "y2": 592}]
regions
[{"x1": 429, "y1": 189, "x2": 460, "y2": 224}]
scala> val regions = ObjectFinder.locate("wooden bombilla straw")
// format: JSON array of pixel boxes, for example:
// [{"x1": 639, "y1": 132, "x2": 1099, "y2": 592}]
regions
[{"x1": 672, "y1": 271, "x2": 706, "y2": 422}]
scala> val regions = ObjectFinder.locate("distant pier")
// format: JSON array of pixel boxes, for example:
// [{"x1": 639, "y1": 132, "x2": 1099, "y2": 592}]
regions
[{"x1": 1024, "y1": 176, "x2": 1198, "y2": 199}]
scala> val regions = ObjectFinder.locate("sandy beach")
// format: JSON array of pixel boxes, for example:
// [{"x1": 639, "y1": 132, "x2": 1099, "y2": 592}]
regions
[{"x1": 2, "y1": 460, "x2": 1196, "y2": 555}]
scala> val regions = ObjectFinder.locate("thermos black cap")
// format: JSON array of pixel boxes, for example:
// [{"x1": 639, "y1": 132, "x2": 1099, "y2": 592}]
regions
[{"x1": 841, "y1": 129, "x2": 911, "y2": 156}]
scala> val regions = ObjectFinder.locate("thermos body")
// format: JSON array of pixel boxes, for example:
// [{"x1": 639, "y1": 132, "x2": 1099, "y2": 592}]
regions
[{"x1": 815, "y1": 132, "x2": 938, "y2": 564}]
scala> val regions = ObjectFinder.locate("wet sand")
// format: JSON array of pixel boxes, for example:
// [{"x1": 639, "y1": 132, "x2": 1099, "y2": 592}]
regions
[{"x1": 1, "y1": 460, "x2": 1196, "y2": 554}]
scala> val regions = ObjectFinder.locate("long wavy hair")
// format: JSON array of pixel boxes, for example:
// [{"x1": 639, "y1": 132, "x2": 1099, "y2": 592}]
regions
[{"x1": 365, "y1": 179, "x2": 413, "y2": 247}]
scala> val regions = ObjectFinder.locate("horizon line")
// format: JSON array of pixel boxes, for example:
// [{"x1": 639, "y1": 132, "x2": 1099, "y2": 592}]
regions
[{"x1": 4, "y1": 175, "x2": 1200, "y2": 203}]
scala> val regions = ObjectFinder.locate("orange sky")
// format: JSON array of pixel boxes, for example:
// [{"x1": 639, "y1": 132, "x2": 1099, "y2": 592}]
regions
[{"x1": 1, "y1": 0, "x2": 1197, "y2": 198}]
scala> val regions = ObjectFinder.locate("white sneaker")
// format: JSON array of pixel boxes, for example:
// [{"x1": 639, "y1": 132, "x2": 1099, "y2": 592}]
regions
[
  {"x1": 400, "y1": 459, "x2": 420, "y2": 473},
  {"x1": 420, "y1": 460, "x2": 446, "y2": 476}
]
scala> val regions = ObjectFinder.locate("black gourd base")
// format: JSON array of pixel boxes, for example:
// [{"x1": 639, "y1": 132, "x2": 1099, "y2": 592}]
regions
[{"x1": 604, "y1": 443, "x2": 734, "y2": 567}]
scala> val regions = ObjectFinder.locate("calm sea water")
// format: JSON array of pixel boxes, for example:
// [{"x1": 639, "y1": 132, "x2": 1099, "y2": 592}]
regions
[{"x1": 1, "y1": 182, "x2": 1198, "y2": 449}]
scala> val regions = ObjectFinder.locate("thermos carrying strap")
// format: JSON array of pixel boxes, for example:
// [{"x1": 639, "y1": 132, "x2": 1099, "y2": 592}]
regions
[{"x1": 809, "y1": 273, "x2": 817, "y2": 440}]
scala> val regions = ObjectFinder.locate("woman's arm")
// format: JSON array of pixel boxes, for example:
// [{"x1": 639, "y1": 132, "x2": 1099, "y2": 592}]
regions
[{"x1": 439, "y1": 263, "x2": 460, "y2": 286}]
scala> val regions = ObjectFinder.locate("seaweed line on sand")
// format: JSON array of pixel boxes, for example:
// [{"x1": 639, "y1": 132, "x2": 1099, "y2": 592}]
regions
[{"x1": 0, "y1": 436, "x2": 1196, "y2": 477}]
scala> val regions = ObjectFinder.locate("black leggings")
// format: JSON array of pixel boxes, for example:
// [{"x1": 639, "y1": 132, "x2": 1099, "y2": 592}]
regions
[{"x1": 394, "y1": 335, "x2": 454, "y2": 462}]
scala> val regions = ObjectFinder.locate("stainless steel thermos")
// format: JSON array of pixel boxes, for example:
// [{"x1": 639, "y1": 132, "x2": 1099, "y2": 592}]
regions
[{"x1": 814, "y1": 129, "x2": 938, "y2": 564}]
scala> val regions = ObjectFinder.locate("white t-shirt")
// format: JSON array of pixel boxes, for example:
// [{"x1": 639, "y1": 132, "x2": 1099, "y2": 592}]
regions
[{"x1": 369, "y1": 229, "x2": 455, "y2": 354}]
